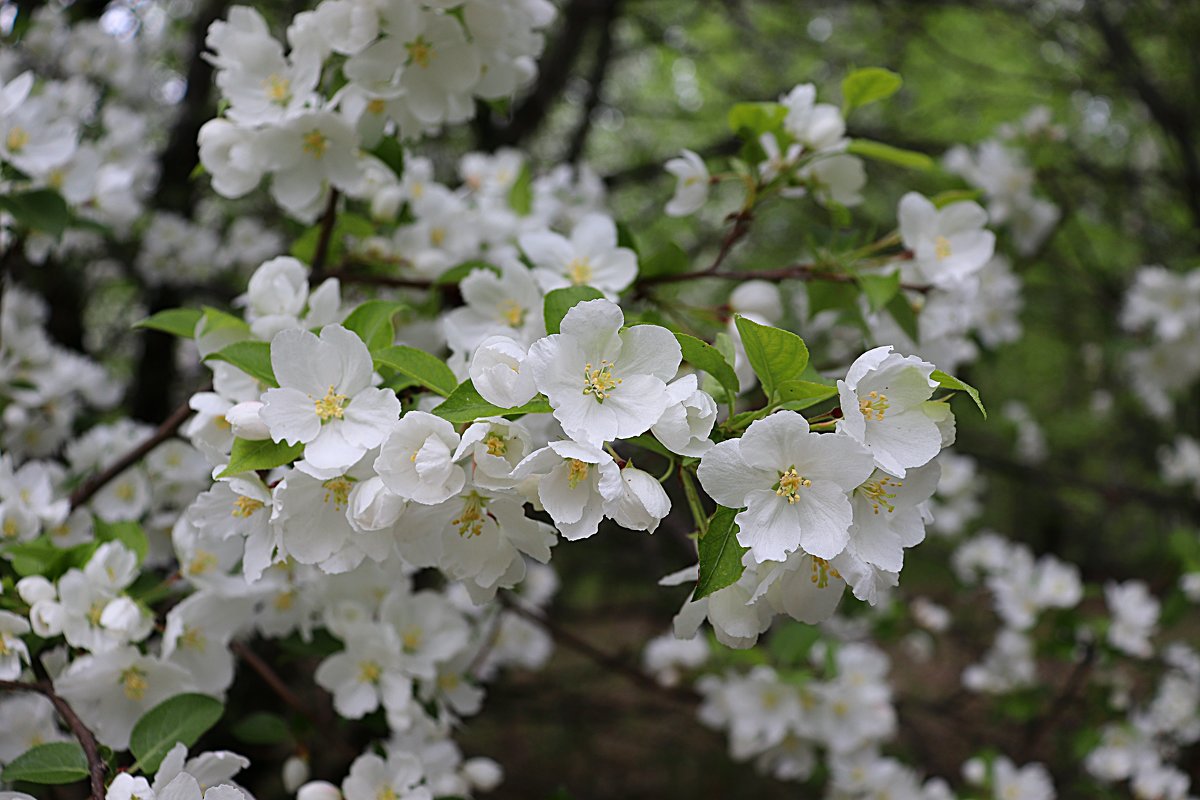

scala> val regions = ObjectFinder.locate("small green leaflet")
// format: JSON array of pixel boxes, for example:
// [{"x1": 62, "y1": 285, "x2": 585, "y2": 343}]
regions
[
  {"x1": 675, "y1": 333, "x2": 740, "y2": 404},
  {"x1": 134, "y1": 308, "x2": 202, "y2": 339},
  {"x1": 431, "y1": 380, "x2": 552, "y2": 424},
  {"x1": 855, "y1": 271, "x2": 902, "y2": 312},
  {"x1": 218, "y1": 438, "x2": 304, "y2": 478},
  {"x1": 433, "y1": 260, "x2": 500, "y2": 286},
  {"x1": 205, "y1": 341, "x2": 277, "y2": 387},
  {"x1": 93, "y1": 519, "x2": 149, "y2": 564},
  {"x1": 727, "y1": 102, "x2": 787, "y2": 138},
  {"x1": 373, "y1": 345, "x2": 458, "y2": 397},
  {"x1": 733, "y1": 315, "x2": 810, "y2": 402},
  {"x1": 846, "y1": 139, "x2": 933, "y2": 171},
  {"x1": 231, "y1": 712, "x2": 292, "y2": 745},
  {"x1": 775, "y1": 380, "x2": 839, "y2": 410},
  {"x1": 694, "y1": 505, "x2": 747, "y2": 600},
  {"x1": 931, "y1": 369, "x2": 986, "y2": 418},
  {"x1": 542, "y1": 286, "x2": 605, "y2": 335},
  {"x1": 342, "y1": 299, "x2": 404, "y2": 353},
  {"x1": 508, "y1": 163, "x2": 533, "y2": 216},
  {"x1": 0, "y1": 189, "x2": 71, "y2": 239},
  {"x1": 640, "y1": 242, "x2": 690, "y2": 279},
  {"x1": 841, "y1": 67, "x2": 903, "y2": 114},
  {"x1": 129, "y1": 694, "x2": 224, "y2": 774},
  {"x1": 1, "y1": 742, "x2": 88, "y2": 784}
]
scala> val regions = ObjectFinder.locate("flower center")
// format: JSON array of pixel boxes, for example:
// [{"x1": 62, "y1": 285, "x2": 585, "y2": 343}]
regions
[
  {"x1": 582, "y1": 360, "x2": 621, "y2": 402},
  {"x1": 314, "y1": 385, "x2": 349, "y2": 421},
  {"x1": 406, "y1": 36, "x2": 435, "y2": 68},
  {"x1": 567, "y1": 458, "x2": 590, "y2": 489},
  {"x1": 567, "y1": 257, "x2": 593, "y2": 285},
  {"x1": 858, "y1": 390, "x2": 889, "y2": 421},
  {"x1": 6, "y1": 126, "x2": 28, "y2": 152},
  {"x1": 322, "y1": 477, "x2": 354, "y2": 509},
  {"x1": 430, "y1": 226, "x2": 446, "y2": 247},
  {"x1": 810, "y1": 556, "x2": 840, "y2": 588},
  {"x1": 188, "y1": 550, "x2": 218, "y2": 575},
  {"x1": 860, "y1": 476, "x2": 903, "y2": 514},
  {"x1": 274, "y1": 591, "x2": 295, "y2": 611},
  {"x1": 367, "y1": 98, "x2": 386, "y2": 115},
  {"x1": 499, "y1": 299, "x2": 525, "y2": 327},
  {"x1": 934, "y1": 235, "x2": 952, "y2": 260},
  {"x1": 232, "y1": 495, "x2": 264, "y2": 518},
  {"x1": 302, "y1": 129, "x2": 328, "y2": 159},
  {"x1": 402, "y1": 627, "x2": 422, "y2": 652},
  {"x1": 451, "y1": 492, "x2": 488, "y2": 538},
  {"x1": 0, "y1": 636, "x2": 11, "y2": 656},
  {"x1": 180, "y1": 626, "x2": 206, "y2": 651},
  {"x1": 484, "y1": 435, "x2": 507, "y2": 456},
  {"x1": 86, "y1": 601, "x2": 106, "y2": 626},
  {"x1": 120, "y1": 666, "x2": 148, "y2": 700},
  {"x1": 358, "y1": 660, "x2": 382, "y2": 684},
  {"x1": 774, "y1": 466, "x2": 811, "y2": 503},
  {"x1": 2, "y1": 518, "x2": 17, "y2": 538},
  {"x1": 264, "y1": 74, "x2": 292, "y2": 105},
  {"x1": 377, "y1": 788, "x2": 398, "y2": 800}
]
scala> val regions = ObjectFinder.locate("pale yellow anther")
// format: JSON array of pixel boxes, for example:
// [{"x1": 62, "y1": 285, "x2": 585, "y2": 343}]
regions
[
  {"x1": 567, "y1": 458, "x2": 590, "y2": 489},
  {"x1": 582, "y1": 360, "x2": 621, "y2": 402},
  {"x1": 484, "y1": 435, "x2": 507, "y2": 456},
  {"x1": 860, "y1": 476, "x2": 902, "y2": 514},
  {"x1": 366, "y1": 98, "x2": 386, "y2": 115},
  {"x1": 858, "y1": 390, "x2": 889, "y2": 421},
  {"x1": 430, "y1": 227, "x2": 446, "y2": 247},
  {"x1": 406, "y1": 36, "x2": 434, "y2": 68},
  {"x1": 322, "y1": 477, "x2": 353, "y2": 509},
  {"x1": 264, "y1": 74, "x2": 292, "y2": 105},
  {"x1": 934, "y1": 235, "x2": 952, "y2": 260},
  {"x1": 402, "y1": 628, "x2": 422, "y2": 652},
  {"x1": 232, "y1": 495, "x2": 265, "y2": 518},
  {"x1": 120, "y1": 666, "x2": 148, "y2": 701},
  {"x1": 180, "y1": 626, "x2": 206, "y2": 652},
  {"x1": 314, "y1": 385, "x2": 349, "y2": 421},
  {"x1": 774, "y1": 466, "x2": 811, "y2": 504},
  {"x1": 499, "y1": 300, "x2": 526, "y2": 328},
  {"x1": 302, "y1": 129, "x2": 328, "y2": 159},
  {"x1": 6, "y1": 127, "x2": 28, "y2": 153},
  {"x1": 567, "y1": 257, "x2": 593, "y2": 285},
  {"x1": 451, "y1": 492, "x2": 487, "y2": 538},
  {"x1": 358, "y1": 660, "x2": 382, "y2": 684},
  {"x1": 809, "y1": 556, "x2": 841, "y2": 588},
  {"x1": 274, "y1": 591, "x2": 295, "y2": 611}
]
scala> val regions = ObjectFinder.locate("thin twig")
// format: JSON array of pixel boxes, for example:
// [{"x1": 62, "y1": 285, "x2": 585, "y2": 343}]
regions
[
  {"x1": 1022, "y1": 643, "x2": 1096, "y2": 760},
  {"x1": 639, "y1": 261, "x2": 932, "y2": 293},
  {"x1": 498, "y1": 593, "x2": 699, "y2": 705},
  {"x1": 69, "y1": 396, "x2": 196, "y2": 510},
  {"x1": 2, "y1": 670, "x2": 107, "y2": 800},
  {"x1": 229, "y1": 640, "x2": 321, "y2": 726},
  {"x1": 309, "y1": 188, "x2": 341, "y2": 278}
]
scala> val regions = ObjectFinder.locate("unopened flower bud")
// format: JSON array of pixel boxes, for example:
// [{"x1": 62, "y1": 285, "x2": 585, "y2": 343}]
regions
[{"x1": 226, "y1": 401, "x2": 270, "y2": 440}]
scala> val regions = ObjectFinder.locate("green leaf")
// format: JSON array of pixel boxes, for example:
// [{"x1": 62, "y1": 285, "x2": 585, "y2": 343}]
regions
[
  {"x1": 431, "y1": 380, "x2": 552, "y2": 424},
  {"x1": 694, "y1": 506, "x2": 747, "y2": 600},
  {"x1": 93, "y1": 519, "x2": 148, "y2": 564},
  {"x1": 623, "y1": 433, "x2": 675, "y2": 459},
  {"x1": 855, "y1": 271, "x2": 902, "y2": 312},
  {"x1": 542, "y1": 286, "x2": 605, "y2": 335},
  {"x1": 342, "y1": 300, "x2": 403, "y2": 353},
  {"x1": 0, "y1": 189, "x2": 70, "y2": 239},
  {"x1": 931, "y1": 189, "x2": 984, "y2": 208},
  {"x1": 886, "y1": 291, "x2": 920, "y2": 342},
  {"x1": 134, "y1": 308, "x2": 202, "y2": 339},
  {"x1": 1, "y1": 742, "x2": 88, "y2": 784},
  {"x1": 640, "y1": 242, "x2": 690, "y2": 279},
  {"x1": 130, "y1": 694, "x2": 224, "y2": 774},
  {"x1": 369, "y1": 136, "x2": 405, "y2": 179},
  {"x1": 433, "y1": 260, "x2": 500, "y2": 286},
  {"x1": 727, "y1": 101, "x2": 787, "y2": 138},
  {"x1": 231, "y1": 712, "x2": 291, "y2": 745},
  {"x1": 846, "y1": 139, "x2": 933, "y2": 170},
  {"x1": 733, "y1": 315, "x2": 809, "y2": 402},
  {"x1": 775, "y1": 380, "x2": 839, "y2": 409},
  {"x1": 508, "y1": 163, "x2": 533, "y2": 216},
  {"x1": 199, "y1": 306, "x2": 250, "y2": 337},
  {"x1": 374, "y1": 345, "x2": 457, "y2": 397},
  {"x1": 2, "y1": 537, "x2": 70, "y2": 578},
  {"x1": 615, "y1": 221, "x2": 640, "y2": 256},
  {"x1": 218, "y1": 438, "x2": 304, "y2": 478},
  {"x1": 931, "y1": 369, "x2": 986, "y2": 418},
  {"x1": 676, "y1": 333, "x2": 740, "y2": 400},
  {"x1": 205, "y1": 341, "x2": 277, "y2": 387},
  {"x1": 841, "y1": 67, "x2": 903, "y2": 113}
]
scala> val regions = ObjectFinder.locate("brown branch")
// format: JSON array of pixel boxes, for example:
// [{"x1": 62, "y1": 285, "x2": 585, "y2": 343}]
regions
[
  {"x1": 2, "y1": 668, "x2": 107, "y2": 800},
  {"x1": 309, "y1": 188, "x2": 342, "y2": 279},
  {"x1": 229, "y1": 640, "x2": 321, "y2": 727},
  {"x1": 69, "y1": 396, "x2": 195, "y2": 510},
  {"x1": 499, "y1": 592, "x2": 699, "y2": 705}
]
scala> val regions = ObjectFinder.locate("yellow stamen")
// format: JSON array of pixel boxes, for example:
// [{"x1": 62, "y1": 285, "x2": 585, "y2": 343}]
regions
[
  {"x1": 2, "y1": 518, "x2": 17, "y2": 538},
  {"x1": 274, "y1": 591, "x2": 295, "y2": 611},
  {"x1": 358, "y1": 660, "x2": 382, "y2": 683},
  {"x1": 451, "y1": 492, "x2": 488, "y2": 538},
  {"x1": 499, "y1": 300, "x2": 525, "y2": 328},
  {"x1": 484, "y1": 435, "x2": 507, "y2": 456},
  {"x1": 115, "y1": 482, "x2": 136, "y2": 502},
  {"x1": 377, "y1": 788, "x2": 398, "y2": 800},
  {"x1": 6, "y1": 126, "x2": 28, "y2": 153},
  {"x1": 188, "y1": 550, "x2": 218, "y2": 575},
  {"x1": 180, "y1": 626, "x2": 206, "y2": 651},
  {"x1": 406, "y1": 36, "x2": 434, "y2": 68},
  {"x1": 120, "y1": 667, "x2": 148, "y2": 701},
  {"x1": 302, "y1": 129, "x2": 328, "y2": 158},
  {"x1": 934, "y1": 235, "x2": 952, "y2": 260},
  {"x1": 264, "y1": 74, "x2": 292, "y2": 105},
  {"x1": 858, "y1": 390, "x2": 889, "y2": 421},
  {"x1": 582, "y1": 360, "x2": 621, "y2": 402},
  {"x1": 438, "y1": 672, "x2": 460, "y2": 691},
  {"x1": 366, "y1": 98, "x2": 386, "y2": 115},
  {"x1": 567, "y1": 459, "x2": 590, "y2": 489},
  {"x1": 322, "y1": 477, "x2": 353, "y2": 509},
  {"x1": 402, "y1": 628, "x2": 422, "y2": 652},
  {"x1": 810, "y1": 556, "x2": 841, "y2": 588},
  {"x1": 567, "y1": 257, "x2": 592, "y2": 285},
  {"x1": 859, "y1": 476, "x2": 903, "y2": 514},
  {"x1": 232, "y1": 495, "x2": 265, "y2": 518},
  {"x1": 314, "y1": 385, "x2": 349, "y2": 421},
  {"x1": 774, "y1": 467, "x2": 811, "y2": 503},
  {"x1": 86, "y1": 601, "x2": 106, "y2": 627},
  {"x1": 430, "y1": 227, "x2": 446, "y2": 247}
]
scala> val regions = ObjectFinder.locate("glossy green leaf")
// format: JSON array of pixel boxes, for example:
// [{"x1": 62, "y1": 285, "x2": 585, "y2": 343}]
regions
[
  {"x1": 1, "y1": 742, "x2": 88, "y2": 784},
  {"x1": 542, "y1": 286, "x2": 605, "y2": 335},
  {"x1": 841, "y1": 67, "x2": 903, "y2": 113},
  {"x1": 508, "y1": 163, "x2": 533, "y2": 216},
  {"x1": 931, "y1": 369, "x2": 987, "y2": 418},
  {"x1": 342, "y1": 300, "x2": 404, "y2": 353},
  {"x1": 856, "y1": 271, "x2": 902, "y2": 312},
  {"x1": 431, "y1": 380, "x2": 552, "y2": 424},
  {"x1": 695, "y1": 506, "x2": 747, "y2": 600},
  {"x1": 0, "y1": 189, "x2": 70, "y2": 239},
  {"x1": 733, "y1": 315, "x2": 809, "y2": 402},
  {"x1": 373, "y1": 345, "x2": 458, "y2": 397},
  {"x1": 676, "y1": 333, "x2": 740, "y2": 400},
  {"x1": 218, "y1": 438, "x2": 304, "y2": 478},
  {"x1": 134, "y1": 308, "x2": 202, "y2": 339},
  {"x1": 130, "y1": 694, "x2": 224, "y2": 774},
  {"x1": 205, "y1": 341, "x2": 277, "y2": 387}
]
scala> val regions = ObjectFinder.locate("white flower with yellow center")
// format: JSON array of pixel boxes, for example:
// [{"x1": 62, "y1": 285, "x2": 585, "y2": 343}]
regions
[
  {"x1": 342, "y1": 752, "x2": 428, "y2": 800},
  {"x1": 525, "y1": 299, "x2": 681, "y2": 446},
  {"x1": 374, "y1": 411, "x2": 466, "y2": 505},
  {"x1": 314, "y1": 624, "x2": 410, "y2": 719},
  {"x1": 186, "y1": 475, "x2": 276, "y2": 582},
  {"x1": 261, "y1": 325, "x2": 401, "y2": 472},
  {"x1": 0, "y1": 611, "x2": 30, "y2": 680},
  {"x1": 519, "y1": 213, "x2": 639, "y2": 297},
  {"x1": 846, "y1": 463, "x2": 940, "y2": 573},
  {"x1": 836, "y1": 345, "x2": 946, "y2": 478},
  {"x1": 513, "y1": 439, "x2": 623, "y2": 540},
  {"x1": 261, "y1": 111, "x2": 364, "y2": 219},
  {"x1": 444, "y1": 262, "x2": 545, "y2": 354},
  {"x1": 468, "y1": 336, "x2": 539, "y2": 410},
  {"x1": 898, "y1": 192, "x2": 995, "y2": 288},
  {"x1": 380, "y1": 589, "x2": 470, "y2": 681},
  {"x1": 697, "y1": 411, "x2": 875, "y2": 564}
]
